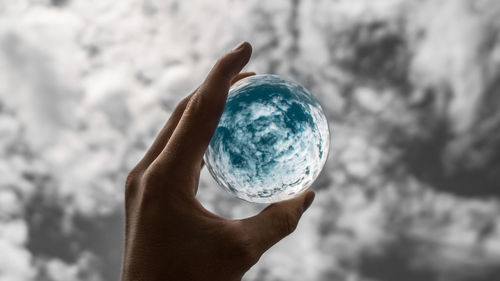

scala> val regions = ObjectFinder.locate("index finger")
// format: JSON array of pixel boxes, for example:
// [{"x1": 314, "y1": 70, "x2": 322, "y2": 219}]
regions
[{"x1": 153, "y1": 42, "x2": 252, "y2": 181}]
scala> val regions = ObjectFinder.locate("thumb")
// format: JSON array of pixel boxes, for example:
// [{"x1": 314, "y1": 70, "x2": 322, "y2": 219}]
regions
[{"x1": 241, "y1": 190, "x2": 315, "y2": 256}]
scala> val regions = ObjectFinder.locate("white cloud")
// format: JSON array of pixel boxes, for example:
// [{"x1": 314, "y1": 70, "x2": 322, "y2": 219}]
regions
[
  {"x1": 1, "y1": 0, "x2": 500, "y2": 280},
  {"x1": 0, "y1": 221, "x2": 35, "y2": 281}
]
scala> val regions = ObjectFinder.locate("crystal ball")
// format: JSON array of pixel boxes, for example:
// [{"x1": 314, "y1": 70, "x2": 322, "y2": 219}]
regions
[{"x1": 204, "y1": 74, "x2": 330, "y2": 203}]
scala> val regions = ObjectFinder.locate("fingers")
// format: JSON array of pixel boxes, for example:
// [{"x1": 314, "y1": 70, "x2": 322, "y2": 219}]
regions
[
  {"x1": 136, "y1": 71, "x2": 254, "y2": 171},
  {"x1": 241, "y1": 190, "x2": 315, "y2": 256},
  {"x1": 153, "y1": 41, "x2": 252, "y2": 186},
  {"x1": 136, "y1": 89, "x2": 197, "y2": 169}
]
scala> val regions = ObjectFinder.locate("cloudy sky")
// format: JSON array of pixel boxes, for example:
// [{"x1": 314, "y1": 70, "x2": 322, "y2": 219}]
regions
[{"x1": 1, "y1": 0, "x2": 499, "y2": 280}]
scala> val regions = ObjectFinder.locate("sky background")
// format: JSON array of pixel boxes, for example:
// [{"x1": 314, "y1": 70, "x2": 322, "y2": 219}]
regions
[{"x1": 1, "y1": 0, "x2": 500, "y2": 280}]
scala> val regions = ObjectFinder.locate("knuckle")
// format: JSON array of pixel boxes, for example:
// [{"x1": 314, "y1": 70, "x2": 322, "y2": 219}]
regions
[
  {"x1": 179, "y1": 94, "x2": 192, "y2": 108},
  {"x1": 142, "y1": 165, "x2": 162, "y2": 185},
  {"x1": 240, "y1": 246, "x2": 259, "y2": 267},
  {"x1": 173, "y1": 93, "x2": 194, "y2": 114},
  {"x1": 276, "y1": 210, "x2": 299, "y2": 236},
  {"x1": 126, "y1": 166, "x2": 142, "y2": 186},
  {"x1": 185, "y1": 94, "x2": 204, "y2": 114},
  {"x1": 185, "y1": 94, "x2": 222, "y2": 126},
  {"x1": 125, "y1": 166, "x2": 144, "y2": 198},
  {"x1": 228, "y1": 232, "x2": 259, "y2": 267},
  {"x1": 139, "y1": 168, "x2": 162, "y2": 199},
  {"x1": 219, "y1": 224, "x2": 260, "y2": 268}
]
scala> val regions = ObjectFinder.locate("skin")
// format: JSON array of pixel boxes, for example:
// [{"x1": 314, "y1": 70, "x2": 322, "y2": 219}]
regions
[{"x1": 121, "y1": 41, "x2": 315, "y2": 281}]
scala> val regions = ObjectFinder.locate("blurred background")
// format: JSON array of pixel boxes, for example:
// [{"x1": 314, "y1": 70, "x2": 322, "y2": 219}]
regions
[{"x1": 1, "y1": 0, "x2": 500, "y2": 280}]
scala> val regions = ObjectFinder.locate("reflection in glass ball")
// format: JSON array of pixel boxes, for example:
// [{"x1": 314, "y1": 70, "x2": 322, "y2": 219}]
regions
[{"x1": 204, "y1": 74, "x2": 330, "y2": 203}]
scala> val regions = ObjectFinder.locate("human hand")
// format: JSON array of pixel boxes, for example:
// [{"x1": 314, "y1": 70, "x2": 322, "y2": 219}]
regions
[{"x1": 121, "y1": 41, "x2": 315, "y2": 281}]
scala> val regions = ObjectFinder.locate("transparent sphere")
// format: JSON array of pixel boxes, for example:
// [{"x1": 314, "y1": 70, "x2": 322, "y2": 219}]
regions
[{"x1": 204, "y1": 74, "x2": 330, "y2": 203}]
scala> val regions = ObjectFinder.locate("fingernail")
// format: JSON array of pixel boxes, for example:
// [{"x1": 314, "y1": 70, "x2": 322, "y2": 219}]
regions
[
  {"x1": 232, "y1": 41, "x2": 247, "y2": 51},
  {"x1": 303, "y1": 191, "x2": 315, "y2": 212}
]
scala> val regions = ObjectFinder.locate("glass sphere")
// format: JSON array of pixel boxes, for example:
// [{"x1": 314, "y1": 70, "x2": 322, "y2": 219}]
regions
[{"x1": 204, "y1": 74, "x2": 330, "y2": 203}]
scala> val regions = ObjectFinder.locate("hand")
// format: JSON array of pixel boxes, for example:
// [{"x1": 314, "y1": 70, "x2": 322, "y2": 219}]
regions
[{"x1": 121, "y1": 41, "x2": 316, "y2": 281}]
